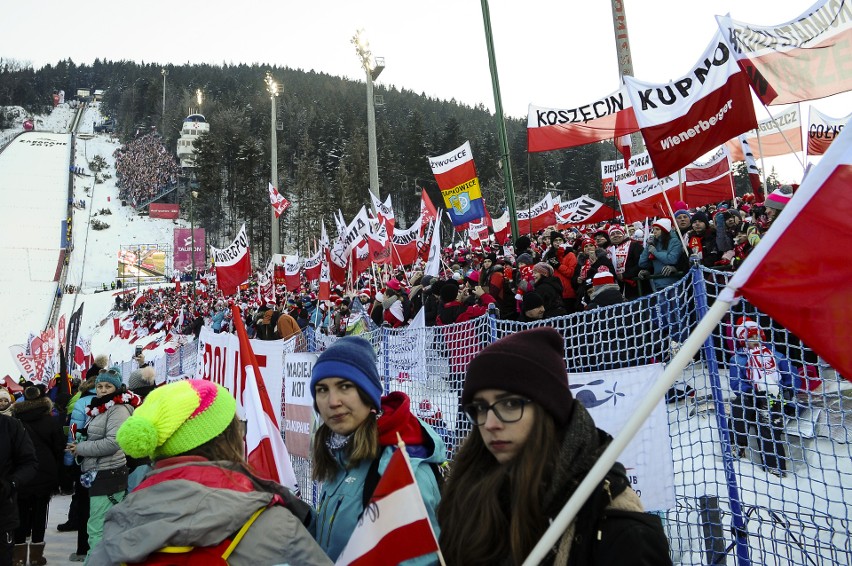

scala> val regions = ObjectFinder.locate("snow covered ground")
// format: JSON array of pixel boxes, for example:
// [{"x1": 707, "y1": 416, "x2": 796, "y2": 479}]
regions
[{"x1": 0, "y1": 103, "x2": 190, "y2": 378}]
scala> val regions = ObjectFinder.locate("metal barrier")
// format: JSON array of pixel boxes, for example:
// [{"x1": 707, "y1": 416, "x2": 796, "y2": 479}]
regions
[{"x1": 128, "y1": 265, "x2": 851, "y2": 565}]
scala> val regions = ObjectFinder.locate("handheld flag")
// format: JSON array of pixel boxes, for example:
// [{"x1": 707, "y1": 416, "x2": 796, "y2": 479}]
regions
[
  {"x1": 231, "y1": 305, "x2": 299, "y2": 492},
  {"x1": 334, "y1": 440, "x2": 441, "y2": 566},
  {"x1": 720, "y1": 123, "x2": 852, "y2": 381}
]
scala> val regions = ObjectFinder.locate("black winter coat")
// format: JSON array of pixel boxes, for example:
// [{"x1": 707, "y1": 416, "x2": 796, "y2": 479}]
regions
[
  {"x1": 0, "y1": 414, "x2": 38, "y2": 532},
  {"x1": 535, "y1": 275, "x2": 567, "y2": 318},
  {"x1": 12, "y1": 397, "x2": 65, "y2": 498}
]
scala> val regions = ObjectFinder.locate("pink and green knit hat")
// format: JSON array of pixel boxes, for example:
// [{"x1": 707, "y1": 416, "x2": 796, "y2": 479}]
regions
[{"x1": 117, "y1": 379, "x2": 236, "y2": 459}]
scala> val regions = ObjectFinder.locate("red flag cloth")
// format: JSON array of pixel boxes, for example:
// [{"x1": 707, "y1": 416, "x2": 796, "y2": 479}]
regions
[
  {"x1": 231, "y1": 305, "x2": 299, "y2": 490},
  {"x1": 616, "y1": 134, "x2": 632, "y2": 168},
  {"x1": 333, "y1": 447, "x2": 440, "y2": 566},
  {"x1": 420, "y1": 189, "x2": 437, "y2": 226},
  {"x1": 683, "y1": 147, "x2": 735, "y2": 209},
  {"x1": 210, "y1": 224, "x2": 251, "y2": 296},
  {"x1": 720, "y1": 124, "x2": 852, "y2": 381}
]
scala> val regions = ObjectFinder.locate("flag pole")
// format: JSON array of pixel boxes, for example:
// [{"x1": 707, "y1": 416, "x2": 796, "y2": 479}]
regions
[
  {"x1": 521, "y1": 297, "x2": 733, "y2": 565},
  {"x1": 660, "y1": 185, "x2": 687, "y2": 248},
  {"x1": 754, "y1": 125, "x2": 771, "y2": 198}
]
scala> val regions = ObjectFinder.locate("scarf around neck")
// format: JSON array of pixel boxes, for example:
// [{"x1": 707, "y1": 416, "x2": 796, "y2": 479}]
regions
[{"x1": 86, "y1": 390, "x2": 142, "y2": 417}]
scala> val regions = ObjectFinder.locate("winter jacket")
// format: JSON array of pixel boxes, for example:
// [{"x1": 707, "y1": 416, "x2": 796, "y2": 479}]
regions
[
  {"x1": 543, "y1": 247, "x2": 578, "y2": 299},
  {"x1": 70, "y1": 387, "x2": 97, "y2": 432},
  {"x1": 0, "y1": 414, "x2": 38, "y2": 532},
  {"x1": 88, "y1": 457, "x2": 332, "y2": 566},
  {"x1": 685, "y1": 228, "x2": 722, "y2": 268},
  {"x1": 313, "y1": 393, "x2": 446, "y2": 564},
  {"x1": 587, "y1": 284, "x2": 625, "y2": 309},
  {"x1": 639, "y1": 234, "x2": 684, "y2": 291},
  {"x1": 75, "y1": 396, "x2": 136, "y2": 474},
  {"x1": 211, "y1": 309, "x2": 226, "y2": 332},
  {"x1": 728, "y1": 347, "x2": 797, "y2": 395},
  {"x1": 535, "y1": 275, "x2": 568, "y2": 318},
  {"x1": 12, "y1": 396, "x2": 65, "y2": 498}
]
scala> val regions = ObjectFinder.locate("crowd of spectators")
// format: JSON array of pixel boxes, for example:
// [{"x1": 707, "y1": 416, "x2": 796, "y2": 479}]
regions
[{"x1": 114, "y1": 133, "x2": 180, "y2": 207}]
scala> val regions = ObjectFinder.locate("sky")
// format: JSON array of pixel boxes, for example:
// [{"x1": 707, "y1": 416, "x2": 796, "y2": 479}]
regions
[{"x1": 3, "y1": 0, "x2": 850, "y2": 181}]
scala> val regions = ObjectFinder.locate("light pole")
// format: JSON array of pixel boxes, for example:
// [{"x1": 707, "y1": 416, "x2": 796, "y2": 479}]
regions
[
  {"x1": 352, "y1": 29, "x2": 384, "y2": 204},
  {"x1": 265, "y1": 71, "x2": 280, "y2": 256},
  {"x1": 160, "y1": 68, "x2": 168, "y2": 134},
  {"x1": 190, "y1": 190, "x2": 198, "y2": 285}
]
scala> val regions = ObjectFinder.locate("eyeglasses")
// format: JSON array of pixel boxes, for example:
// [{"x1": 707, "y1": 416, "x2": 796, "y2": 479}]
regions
[
  {"x1": 463, "y1": 397, "x2": 532, "y2": 426},
  {"x1": 98, "y1": 368, "x2": 120, "y2": 377}
]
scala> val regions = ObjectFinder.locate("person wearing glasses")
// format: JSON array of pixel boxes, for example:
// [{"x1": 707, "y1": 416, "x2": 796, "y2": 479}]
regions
[
  {"x1": 310, "y1": 337, "x2": 447, "y2": 564},
  {"x1": 65, "y1": 366, "x2": 141, "y2": 562},
  {"x1": 438, "y1": 327, "x2": 671, "y2": 565}
]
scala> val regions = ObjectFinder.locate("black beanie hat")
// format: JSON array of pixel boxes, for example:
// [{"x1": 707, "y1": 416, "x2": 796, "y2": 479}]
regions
[
  {"x1": 439, "y1": 280, "x2": 460, "y2": 304},
  {"x1": 549, "y1": 230, "x2": 564, "y2": 244},
  {"x1": 522, "y1": 291, "x2": 544, "y2": 311},
  {"x1": 462, "y1": 327, "x2": 574, "y2": 425},
  {"x1": 691, "y1": 211, "x2": 710, "y2": 225},
  {"x1": 515, "y1": 235, "x2": 532, "y2": 253}
]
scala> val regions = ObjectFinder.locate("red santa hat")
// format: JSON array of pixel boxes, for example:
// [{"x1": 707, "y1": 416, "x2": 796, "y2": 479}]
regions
[
  {"x1": 735, "y1": 317, "x2": 765, "y2": 342},
  {"x1": 592, "y1": 267, "x2": 615, "y2": 287}
]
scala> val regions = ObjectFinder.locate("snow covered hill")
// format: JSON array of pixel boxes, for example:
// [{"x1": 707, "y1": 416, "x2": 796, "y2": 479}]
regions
[{"x1": 0, "y1": 103, "x2": 190, "y2": 378}]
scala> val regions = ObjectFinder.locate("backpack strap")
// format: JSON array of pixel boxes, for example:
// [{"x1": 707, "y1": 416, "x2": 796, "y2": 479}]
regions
[{"x1": 221, "y1": 506, "x2": 267, "y2": 560}]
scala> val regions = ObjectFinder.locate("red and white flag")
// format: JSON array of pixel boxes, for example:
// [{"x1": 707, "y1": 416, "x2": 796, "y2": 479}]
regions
[
  {"x1": 556, "y1": 195, "x2": 619, "y2": 227},
  {"x1": 516, "y1": 193, "x2": 556, "y2": 236},
  {"x1": 334, "y1": 445, "x2": 440, "y2": 566},
  {"x1": 617, "y1": 175, "x2": 681, "y2": 225},
  {"x1": 420, "y1": 189, "x2": 437, "y2": 226},
  {"x1": 303, "y1": 248, "x2": 322, "y2": 282},
  {"x1": 268, "y1": 182, "x2": 291, "y2": 218},
  {"x1": 370, "y1": 192, "x2": 395, "y2": 240},
  {"x1": 683, "y1": 146, "x2": 735, "y2": 208},
  {"x1": 391, "y1": 216, "x2": 421, "y2": 267},
  {"x1": 623, "y1": 32, "x2": 757, "y2": 177},
  {"x1": 210, "y1": 224, "x2": 251, "y2": 296},
  {"x1": 717, "y1": 1, "x2": 852, "y2": 106},
  {"x1": 719, "y1": 123, "x2": 852, "y2": 381},
  {"x1": 491, "y1": 210, "x2": 511, "y2": 245},
  {"x1": 807, "y1": 106, "x2": 851, "y2": 158},
  {"x1": 601, "y1": 151, "x2": 656, "y2": 199},
  {"x1": 283, "y1": 254, "x2": 301, "y2": 291},
  {"x1": 725, "y1": 107, "x2": 803, "y2": 160},
  {"x1": 231, "y1": 305, "x2": 299, "y2": 492},
  {"x1": 319, "y1": 222, "x2": 331, "y2": 301},
  {"x1": 527, "y1": 86, "x2": 640, "y2": 153}
]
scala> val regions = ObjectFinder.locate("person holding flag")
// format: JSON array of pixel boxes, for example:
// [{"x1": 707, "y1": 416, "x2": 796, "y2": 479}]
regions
[
  {"x1": 310, "y1": 336, "x2": 447, "y2": 564},
  {"x1": 438, "y1": 328, "x2": 670, "y2": 565},
  {"x1": 89, "y1": 379, "x2": 331, "y2": 565}
]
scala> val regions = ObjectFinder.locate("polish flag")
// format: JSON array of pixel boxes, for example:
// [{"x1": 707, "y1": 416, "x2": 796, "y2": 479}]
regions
[
  {"x1": 283, "y1": 254, "x2": 301, "y2": 291},
  {"x1": 616, "y1": 133, "x2": 632, "y2": 168},
  {"x1": 527, "y1": 86, "x2": 639, "y2": 152},
  {"x1": 268, "y1": 182, "x2": 291, "y2": 218},
  {"x1": 420, "y1": 189, "x2": 437, "y2": 226},
  {"x1": 617, "y1": 175, "x2": 681, "y2": 224},
  {"x1": 719, "y1": 124, "x2": 852, "y2": 381},
  {"x1": 556, "y1": 195, "x2": 619, "y2": 227},
  {"x1": 334, "y1": 444, "x2": 440, "y2": 566},
  {"x1": 370, "y1": 192, "x2": 396, "y2": 241},
  {"x1": 391, "y1": 216, "x2": 421, "y2": 266},
  {"x1": 303, "y1": 248, "x2": 322, "y2": 282},
  {"x1": 210, "y1": 224, "x2": 251, "y2": 297},
  {"x1": 491, "y1": 210, "x2": 511, "y2": 245},
  {"x1": 682, "y1": 146, "x2": 735, "y2": 208},
  {"x1": 623, "y1": 32, "x2": 757, "y2": 178},
  {"x1": 319, "y1": 222, "x2": 331, "y2": 301},
  {"x1": 232, "y1": 305, "x2": 299, "y2": 492},
  {"x1": 807, "y1": 106, "x2": 851, "y2": 158}
]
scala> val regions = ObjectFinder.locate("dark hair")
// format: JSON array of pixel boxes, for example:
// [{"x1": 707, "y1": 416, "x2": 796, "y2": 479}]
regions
[{"x1": 438, "y1": 404, "x2": 561, "y2": 565}]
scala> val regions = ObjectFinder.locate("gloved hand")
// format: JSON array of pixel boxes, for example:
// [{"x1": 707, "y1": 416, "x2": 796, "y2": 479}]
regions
[
  {"x1": 647, "y1": 245, "x2": 657, "y2": 255},
  {"x1": 638, "y1": 270, "x2": 650, "y2": 280},
  {"x1": 660, "y1": 265, "x2": 676, "y2": 276}
]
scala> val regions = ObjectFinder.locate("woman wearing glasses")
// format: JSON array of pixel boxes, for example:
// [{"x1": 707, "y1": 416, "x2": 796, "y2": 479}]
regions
[
  {"x1": 438, "y1": 328, "x2": 671, "y2": 565},
  {"x1": 65, "y1": 366, "x2": 141, "y2": 561}
]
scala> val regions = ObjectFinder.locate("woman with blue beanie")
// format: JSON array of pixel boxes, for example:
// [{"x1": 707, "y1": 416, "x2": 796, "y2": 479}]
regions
[{"x1": 310, "y1": 336, "x2": 447, "y2": 564}]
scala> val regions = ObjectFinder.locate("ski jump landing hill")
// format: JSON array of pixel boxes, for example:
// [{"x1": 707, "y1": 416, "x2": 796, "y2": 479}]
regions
[{"x1": 0, "y1": 131, "x2": 72, "y2": 378}]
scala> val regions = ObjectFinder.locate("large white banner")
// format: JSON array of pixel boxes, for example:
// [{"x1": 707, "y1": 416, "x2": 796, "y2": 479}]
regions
[
  {"x1": 570, "y1": 363, "x2": 676, "y2": 511},
  {"x1": 282, "y1": 352, "x2": 318, "y2": 458},
  {"x1": 194, "y1": 326, "x2": 284, "y2": 419}
]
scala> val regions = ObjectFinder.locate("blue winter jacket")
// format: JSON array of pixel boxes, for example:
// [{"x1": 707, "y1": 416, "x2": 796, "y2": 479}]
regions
[
  {"x1": 211, "y1": 309, "x2": 226, "y2": 332},
  {"x1": 70, "y1": 389, "x2": 97, "y2": 432},
  {"x1": 639, "y1": 233, "x2": 684, "y2": 291},
  {"x1": 728, "y1": 347, "x2": 797, "y2": 395},
  {"x1": 312, "y1": 410, "x2": 446, "y2": 564}
]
